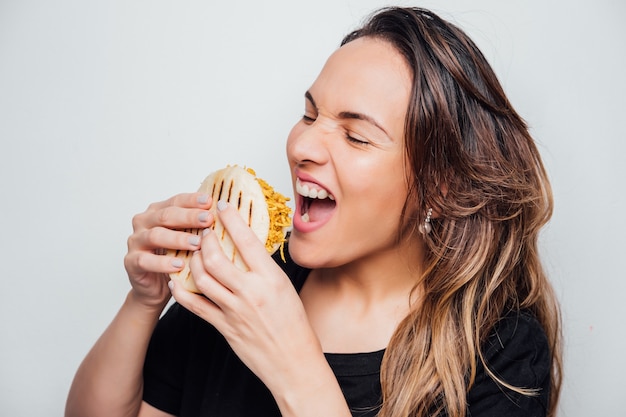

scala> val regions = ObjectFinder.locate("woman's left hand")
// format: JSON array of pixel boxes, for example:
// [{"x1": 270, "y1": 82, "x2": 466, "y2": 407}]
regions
[{"x1": 167, "y1": 201, "x2": 336, "y2": 405}]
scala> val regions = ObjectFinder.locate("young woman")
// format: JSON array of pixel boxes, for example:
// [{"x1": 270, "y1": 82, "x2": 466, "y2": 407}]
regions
[{"x1": 66, "y1": 7, "x2": 562, "y2": 417}]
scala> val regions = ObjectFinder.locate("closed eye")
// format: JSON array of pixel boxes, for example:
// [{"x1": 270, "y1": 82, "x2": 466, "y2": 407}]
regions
[{"x1": 346, "y1": 135, "x2": 369, "y2": 146}]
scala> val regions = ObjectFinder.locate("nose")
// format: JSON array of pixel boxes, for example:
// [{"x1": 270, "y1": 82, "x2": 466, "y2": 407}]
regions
[{"x1": 286, "y1": 119, "x2": 330, "y2": 167}]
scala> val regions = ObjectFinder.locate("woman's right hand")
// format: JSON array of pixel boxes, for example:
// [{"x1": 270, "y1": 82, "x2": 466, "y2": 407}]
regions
[
  {"x1": 66, "y1": 193, "x2": 213, "y2": 417},
  {"x1": 123, "y1": 192, "x2": 214, "y2": 308}
]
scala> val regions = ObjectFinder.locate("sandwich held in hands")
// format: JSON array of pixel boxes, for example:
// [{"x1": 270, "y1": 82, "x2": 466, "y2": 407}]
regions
[{"x1": 168, "y1": 165, "x2": 292, "y2": 293}]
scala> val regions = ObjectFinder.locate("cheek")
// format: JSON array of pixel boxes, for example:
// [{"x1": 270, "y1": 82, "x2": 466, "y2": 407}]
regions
[
  {"x1": 343, "y1": 157, "x2": 408, "y2": 211},
  {"x1": 378, "y1": 162, "x2": 409, "y2": 210},
  {"x1": 373, "y1": 179, "x2": 408, "y2": 214}
]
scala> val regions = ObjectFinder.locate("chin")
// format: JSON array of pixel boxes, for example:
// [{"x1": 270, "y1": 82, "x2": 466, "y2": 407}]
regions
[
  {"x1": 287, "y1": 232, "x2": 315, "y2": 267},
  {"x1": 287, "y1": 232, "x2": 333, "y2": 269}
]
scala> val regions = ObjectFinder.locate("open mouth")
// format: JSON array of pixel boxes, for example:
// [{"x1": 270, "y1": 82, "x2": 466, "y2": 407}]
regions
[{"x1": 296, "y1": 178, "x2": 336, "y2": 224}]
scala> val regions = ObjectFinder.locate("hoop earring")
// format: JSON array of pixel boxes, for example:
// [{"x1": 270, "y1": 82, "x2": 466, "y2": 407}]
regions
[{"x1": 419, "y1": 208, "x2": 432, "y2": 235}]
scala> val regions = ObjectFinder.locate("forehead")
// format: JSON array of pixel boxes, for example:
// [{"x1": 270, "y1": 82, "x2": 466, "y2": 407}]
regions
[
  {"x1": 314, "y1": 36, "x2": 410, "y2": 91},
  {"x1": 309, "y1": 37, "x2": 411, "y2": 139}
]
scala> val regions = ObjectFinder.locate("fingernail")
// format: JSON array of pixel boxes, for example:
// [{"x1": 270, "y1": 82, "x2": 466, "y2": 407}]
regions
[
  {"x1": 188, "y1": 235, "x2": 201, "y2": 246},
  {"x1": 197, "y1": 194, "x2": 209, "y2": 204},
  {"x1": 168, "y1": 280, "x2": 174, "y2": 291},
  {"x1": 198, "y1": 211, "x2": 209, "y2": 222},
  {"x1": 172, "y1": 258, "x2": 184, "y2": 268},
  {"x1": 217, "y1": 200, "x2": 227, "y2": 211},
  {"x1": 202, "y1": 228, "x2": 211, "y2": 236}
]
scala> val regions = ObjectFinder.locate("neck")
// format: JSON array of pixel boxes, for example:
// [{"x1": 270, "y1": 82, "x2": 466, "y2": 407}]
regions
[
  {"x1": 320, "y1": 234, "x2": 423, "y2": 297},
  {"x1": 300, "y1": 236, "x2": 424, "y2": 353}
]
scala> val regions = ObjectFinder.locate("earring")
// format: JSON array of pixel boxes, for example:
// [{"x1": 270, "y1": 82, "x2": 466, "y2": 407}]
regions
[{"x1": 419, "y1": 208, "x2": 432, "y2": 235}]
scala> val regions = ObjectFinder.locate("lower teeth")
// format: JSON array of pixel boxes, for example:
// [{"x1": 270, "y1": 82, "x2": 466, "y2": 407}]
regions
[{"x1": 302, "y1": 213, "x2": 310, "y2": 223}]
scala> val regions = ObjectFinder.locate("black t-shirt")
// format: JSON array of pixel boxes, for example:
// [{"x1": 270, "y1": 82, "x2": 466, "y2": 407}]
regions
[{"x1": 143, "y1": 251, "x2": 551, "y2": 416}]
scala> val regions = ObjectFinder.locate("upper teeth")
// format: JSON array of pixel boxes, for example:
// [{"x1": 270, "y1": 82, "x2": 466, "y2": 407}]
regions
[{"x1": 296, "y1": 178, "x2": 334, "y2": 200}]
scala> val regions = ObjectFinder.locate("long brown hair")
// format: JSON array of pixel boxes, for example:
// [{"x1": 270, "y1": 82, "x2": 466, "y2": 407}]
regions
[{"x1": 342, "y1": 7, "x2": 562, "y2": 417}]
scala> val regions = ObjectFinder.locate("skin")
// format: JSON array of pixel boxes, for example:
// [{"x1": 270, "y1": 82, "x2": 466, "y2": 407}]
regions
[
  {"x1": 288, "y1": 36, "x2": 412, "y2": 270},
  {"x1": 287, "y1": 37, "x2": 423, "y2": 353},
  {"x1": 65, "y1": 36, "x2": 424, "y2": 417}
]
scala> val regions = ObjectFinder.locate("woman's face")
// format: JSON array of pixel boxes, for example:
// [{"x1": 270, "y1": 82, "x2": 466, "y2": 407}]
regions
[{"x1": 286, "y1": 36, "x2": 413, "y2": 269}]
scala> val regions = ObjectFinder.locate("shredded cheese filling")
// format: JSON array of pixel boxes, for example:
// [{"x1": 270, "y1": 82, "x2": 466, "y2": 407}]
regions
[{"x1": 246, "y1": 168, "x2": 292, "y2": 259}]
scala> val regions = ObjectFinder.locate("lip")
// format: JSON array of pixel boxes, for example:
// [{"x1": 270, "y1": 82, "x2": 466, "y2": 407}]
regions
[
  {"x1": 292, "y1": 169, "x2": 336, "y2": 233},
  {"x1": 295, "y1": 170, "x2": 325, "y2": 187},
  {"x1": 294, "y1": 170, "x2": 333, "y2": 195}
]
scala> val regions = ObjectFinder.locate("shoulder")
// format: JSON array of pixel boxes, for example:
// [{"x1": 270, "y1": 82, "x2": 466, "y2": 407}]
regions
[
  {"x1": 468, "y1": 310, "x2": 552, "y2": 416},
  {"x1": 482, "y1": 310, "x2": 550, "y2": 367}
]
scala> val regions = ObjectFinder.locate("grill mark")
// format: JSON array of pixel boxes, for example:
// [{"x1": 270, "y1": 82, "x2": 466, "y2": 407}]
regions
[
  {"x1": 217, "y1": 179, "x2": 225, "y2": 201},
  {"x1": 248, "y1": 200, "x2": 253, "y2": 227},
  {"x1": 173, "y1": 226, "x2": 201, "y2": 281},
  {"x1": 227, "y1": 179, "x2": 234, "y2": 202},
  {"x1": 175, "y1": 249, "x2": 191, "y2": 257},
  {"x1": 237, "y1": 191, "x2": 243, "y2": 209}
]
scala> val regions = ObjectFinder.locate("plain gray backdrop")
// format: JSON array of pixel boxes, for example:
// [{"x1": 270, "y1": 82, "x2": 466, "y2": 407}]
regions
[{"x1": 1, "y1": 0, "x2": 624, "y2": 415}]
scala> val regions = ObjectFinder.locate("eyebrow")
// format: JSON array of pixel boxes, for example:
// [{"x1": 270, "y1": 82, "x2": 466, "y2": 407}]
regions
[{"x1": 304, "y1": 91, "x2": 391, "y2": 138}]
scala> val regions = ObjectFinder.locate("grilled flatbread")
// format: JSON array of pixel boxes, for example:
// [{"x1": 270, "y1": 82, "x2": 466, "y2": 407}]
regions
[{"x1": 168, "y1": 165, "x2": 291, "y2": 293}]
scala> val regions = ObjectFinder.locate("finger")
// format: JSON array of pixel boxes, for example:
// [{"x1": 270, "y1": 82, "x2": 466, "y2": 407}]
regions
[
  {"x1": 151, "y1": 192, "x2": 213, "y2": 211},
  {"x1": 215, "y1": 200, "x2": 269, "y2": 272},
  {"x1": 196, "y1": 227, "x2": 246, "y2": 294},
  {"x1": 168, "y1": 277, "x2": 225, "y2": 326},
  {"x1": 124, "y1": 250, "x2": 186, "y2": 276},
  {"x1": 134, "y1": 193, "x2": 214, "y2": 231},
  {"x1": 128, "y1": 225, "x2": 211, "y2": 253}
]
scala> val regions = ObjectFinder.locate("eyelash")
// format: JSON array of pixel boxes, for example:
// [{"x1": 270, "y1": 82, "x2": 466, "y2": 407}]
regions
[
  {"x1": 301, "y1": 114, "x2": 369, "y2": 146},
  {"x1": 346, "y1": 135, "x2": 368, "y2": 146}
]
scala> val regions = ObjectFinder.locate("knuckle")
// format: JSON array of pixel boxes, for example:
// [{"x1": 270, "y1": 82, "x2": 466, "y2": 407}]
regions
[
  {"x1": 126, "y1": 233, "x2": 136, "y2": 250},
  {"x1": 144, "y1": 228, "x2": 158, "y2": 245},
  {"x1": 193, "y1": 276, "x2": 209, "y2": 294},
  {"x1": 249, "y1": 294, "x2": 266, "y2": 309},
  {"x1": 157, "y1": 207, "x2": 173, "y2": 226},
  {"x1": 239, "y1": 233, "x2": 259, "y2": 248},
  {"x1": 201, "y1": 252, "x2": 220, "y2": 270},
  {"x1": 146, "y1": 201, "x2": 158, "y2": 210},
  {"x1": 131, "y1": 212, "x2": 144, "y2": 231},
  {"x1": 123, "y1": 252, "x2": 132, "y2": 269},
  {"x1": 124, "y1": 252, "x2": 144, "y2": 273},
  {"x1": 203, "y1": 247, "x2": 225, "y2": 265},
  {"x1": 134, "y1": 252, "x2": 151, "y2": 271}
]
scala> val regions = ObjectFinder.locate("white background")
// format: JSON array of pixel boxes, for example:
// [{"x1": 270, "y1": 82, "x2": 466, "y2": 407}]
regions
[{"x1": 1, "y1": 0, "x2": 624, "y2": 415}]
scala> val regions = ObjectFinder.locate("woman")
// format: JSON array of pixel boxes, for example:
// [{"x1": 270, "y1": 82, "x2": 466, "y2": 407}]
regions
[{"x1": 66, "y1": 7, "x2": 562, "y2": 417}]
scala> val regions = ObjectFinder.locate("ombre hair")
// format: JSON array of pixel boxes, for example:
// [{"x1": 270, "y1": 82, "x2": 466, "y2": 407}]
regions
[{"x1": 342, "y1": 7, "x2": 562, "y2": 417}]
